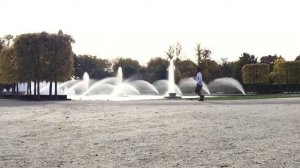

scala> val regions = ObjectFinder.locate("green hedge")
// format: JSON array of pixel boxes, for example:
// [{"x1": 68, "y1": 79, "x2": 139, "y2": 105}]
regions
[
  {"x1": 242, "y1": 63, "x2": 270, "y2": 84},
  {"x1": 285, "y1": 61, "x2": 300, "y2": 84}
]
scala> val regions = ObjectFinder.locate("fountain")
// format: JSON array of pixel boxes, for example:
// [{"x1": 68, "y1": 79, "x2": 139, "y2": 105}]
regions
[
  {"x1": 62, "y1": 67, "x2": 162, "y2": 101},
  {"x1": 166, "y1": 59, "x2": 180, "y2": 98},
  {"x1": 208, "y1": 77, "x2": 245, "y2": 95},
  {"x1": 13, "y1": 65, "x2": 246, "y2": 101},
  {"x1": 57, "y1": 67, "x2": 246, "y2": 100},
  {"x1": 21, "y1": 63, "x2": 245, "y2": 101},
  {"x1": 178, "y1": 77, "x2": 210, "y2": 95},
  {"x1": 83, "y1": 72, "x2": 90, "y2": 92}
]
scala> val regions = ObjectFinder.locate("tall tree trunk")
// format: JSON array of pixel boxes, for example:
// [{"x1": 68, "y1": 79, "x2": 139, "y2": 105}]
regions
[
  {"x1": 29, "y1": 82, "x2": 32, "y2": 95},
  {"x1": 27, "y1": 82, "x2": 29, "y2": 95},
  {"x1": 27, "y1": 81, "x2": 31, "y2": 95},
  {"x1": 49, "y1": 81, "x2": 53, "y2": 100},
  {"x1": 13, "y1": 82, "x2": 16, "y2": 96},
  {"x1": 55, "y1": 80, "x2": 58, "y2": 100},
  {"x1": 37, "y1": 81, "x2": 40, "y2": 99},
  {"x1": 16, "y1": 82, "x2": 19, "y2": 98},
  {"x1": 34, "y1": 81, "x2": 36, "y2": 96}
]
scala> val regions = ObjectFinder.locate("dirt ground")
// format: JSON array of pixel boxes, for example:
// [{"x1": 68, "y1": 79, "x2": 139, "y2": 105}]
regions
[{"x1": 0, "y1": 98, "x2": 300, "y2": 168}]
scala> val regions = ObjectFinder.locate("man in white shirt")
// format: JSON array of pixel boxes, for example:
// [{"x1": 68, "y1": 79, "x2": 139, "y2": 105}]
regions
[{"x1": 194, "y1": 67, "x2": 204, "y2": 101}]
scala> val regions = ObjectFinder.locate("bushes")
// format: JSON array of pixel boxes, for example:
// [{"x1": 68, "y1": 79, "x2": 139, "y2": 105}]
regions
[
  {"x1": 243, "y1": 61, "x2": 300, "y2": 85},
  {"x1": 242, "y1": 61, "x2": 300, "y2": 93},
  {"x1": 285, "y1": 61, "x2": 300, "y2": 84},
  {"x1": 242, "y1": 63, "x2": 270, "y2": 84},
  {"x1": 272, "y1": 60, "x2": 300, "y2": 84}
]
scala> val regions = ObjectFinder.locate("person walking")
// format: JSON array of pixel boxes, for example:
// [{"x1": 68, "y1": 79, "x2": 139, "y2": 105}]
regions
[{"x1": 194, "y1": 67, "x2": 204, "y2": 101}]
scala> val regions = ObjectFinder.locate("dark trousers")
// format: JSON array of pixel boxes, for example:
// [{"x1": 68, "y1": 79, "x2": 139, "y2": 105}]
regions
[{"x1": 195, "y1": 84, "x2": 204, "y2": 101}]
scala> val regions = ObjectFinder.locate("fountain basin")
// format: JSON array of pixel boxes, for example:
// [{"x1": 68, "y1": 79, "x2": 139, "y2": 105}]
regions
[
  {"x1": 169, "y1": 93, "x2": 176, "y2": 97},
  {"x1": 165, "y1": 92, "x2": 182, "y2": 99}
]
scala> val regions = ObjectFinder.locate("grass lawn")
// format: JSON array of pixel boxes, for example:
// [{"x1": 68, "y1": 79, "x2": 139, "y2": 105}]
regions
[{"x1": 205, "y1": 93, "x2": 300, "y2": 100}]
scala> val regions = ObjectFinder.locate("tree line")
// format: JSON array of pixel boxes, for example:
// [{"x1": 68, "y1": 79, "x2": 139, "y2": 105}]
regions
[
  {"x1": 73, "y1": 49, "x2": 300, "y2": 85},
  {"x1": 242, "y1": 57, "x2": 300, "y2": 84},
  {"x1": 0, "y1": 31, "x2": 74, "y2": 99},
  {"x1": 1, "y1": 31, "x2": 300, "y2": 98}
]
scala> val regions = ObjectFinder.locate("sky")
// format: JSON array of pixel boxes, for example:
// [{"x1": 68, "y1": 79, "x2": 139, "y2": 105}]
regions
[{"x1": 1, "y1": 0, "x2": 300, "y2": 64}]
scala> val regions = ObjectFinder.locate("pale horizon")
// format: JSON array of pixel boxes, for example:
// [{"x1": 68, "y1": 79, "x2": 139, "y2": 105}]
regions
[{"x1": 1, "y1": 0, "x2": 300, "y2": 65}]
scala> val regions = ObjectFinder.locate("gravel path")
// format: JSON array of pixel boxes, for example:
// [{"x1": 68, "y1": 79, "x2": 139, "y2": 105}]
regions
[{"x1": 0, "y1": 98, "x2": 300, "y2": 168}]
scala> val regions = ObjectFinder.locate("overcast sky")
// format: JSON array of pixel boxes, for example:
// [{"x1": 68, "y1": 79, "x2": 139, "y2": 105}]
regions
[{"x1": 1, "y1": 0, "x2": 300, "y2": 64}]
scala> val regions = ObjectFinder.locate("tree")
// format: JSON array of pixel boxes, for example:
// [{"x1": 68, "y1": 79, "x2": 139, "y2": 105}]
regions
[
  {"x1": 45, "y1": 31, "x2": 75, "y2": 98},
  {"x1": 74, "y1": 55, "x2": 112, "y2": 79},
  {"x1": 3, "y1": 34, "x2": 14, "y2": 47},
  {"x1": 195, "y1": 44, "x2": 203, "y2": 65},
  {"x1": 284, "y1": 61, "x2": 300, "y2": 84},
  {"x1": 195, "y1": 44, "x2": 211, "y2": 64},
  {"x1": 202, "y1": 49, "x2": 211, "y2": 61},
  {"x1": 165, "y1": 42, "x2": 182, "y2": 61},
  {"x1": 234, "y1": 53, "x2": 258, "y2": 83},
  {"x1": 174, "y1": 42, "x2": 182, "y2": 67},
  {"x1": 14, "y1": 31, "x2": 75, "y2": 99},
  {"x1": 112, "y1": 58, "x2": 142, "y2": 79},
  {"x1": 14, "y1": 33, "x2": 41, "y2": 97},
  {"x1": 177, "y1": 59, "x2": 197, "y2": 79},
  {"x1": 219, "y1": 58, "x2": 237, "y2": 77},
  {"x1": 165, "y1": 43, "x2": 182, "y2": 82},
  {"x1": 0, "y1": 38, "x2": 5, "y2": 51},
  {"x1": 194, "y1": 44, "x2": 218, "y2": 83},
  {"x1": 260, "y1": 55, "x2": 281, "y2": 71},
  {"x1": 145, "y1": 57, "x2": 169, "y2": 83},
  {"x1": 198, "y1": 59, "x2": 221, "y2": 83},
  {"x1": 0, "y1": 47, "x2": 17, "y2": 84},
  {"x1": 242, "y1": 64, "x2": 270, "y2": 84},
  {"x1": 272, "y1": 58, "x2": 286, "y2": 84},
  {"x1": 295, "y1": 55, "x2": 300, "y2": 61},
  {"x1": 0, "y1": 47, "x2": 18, "y2": 95}
]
